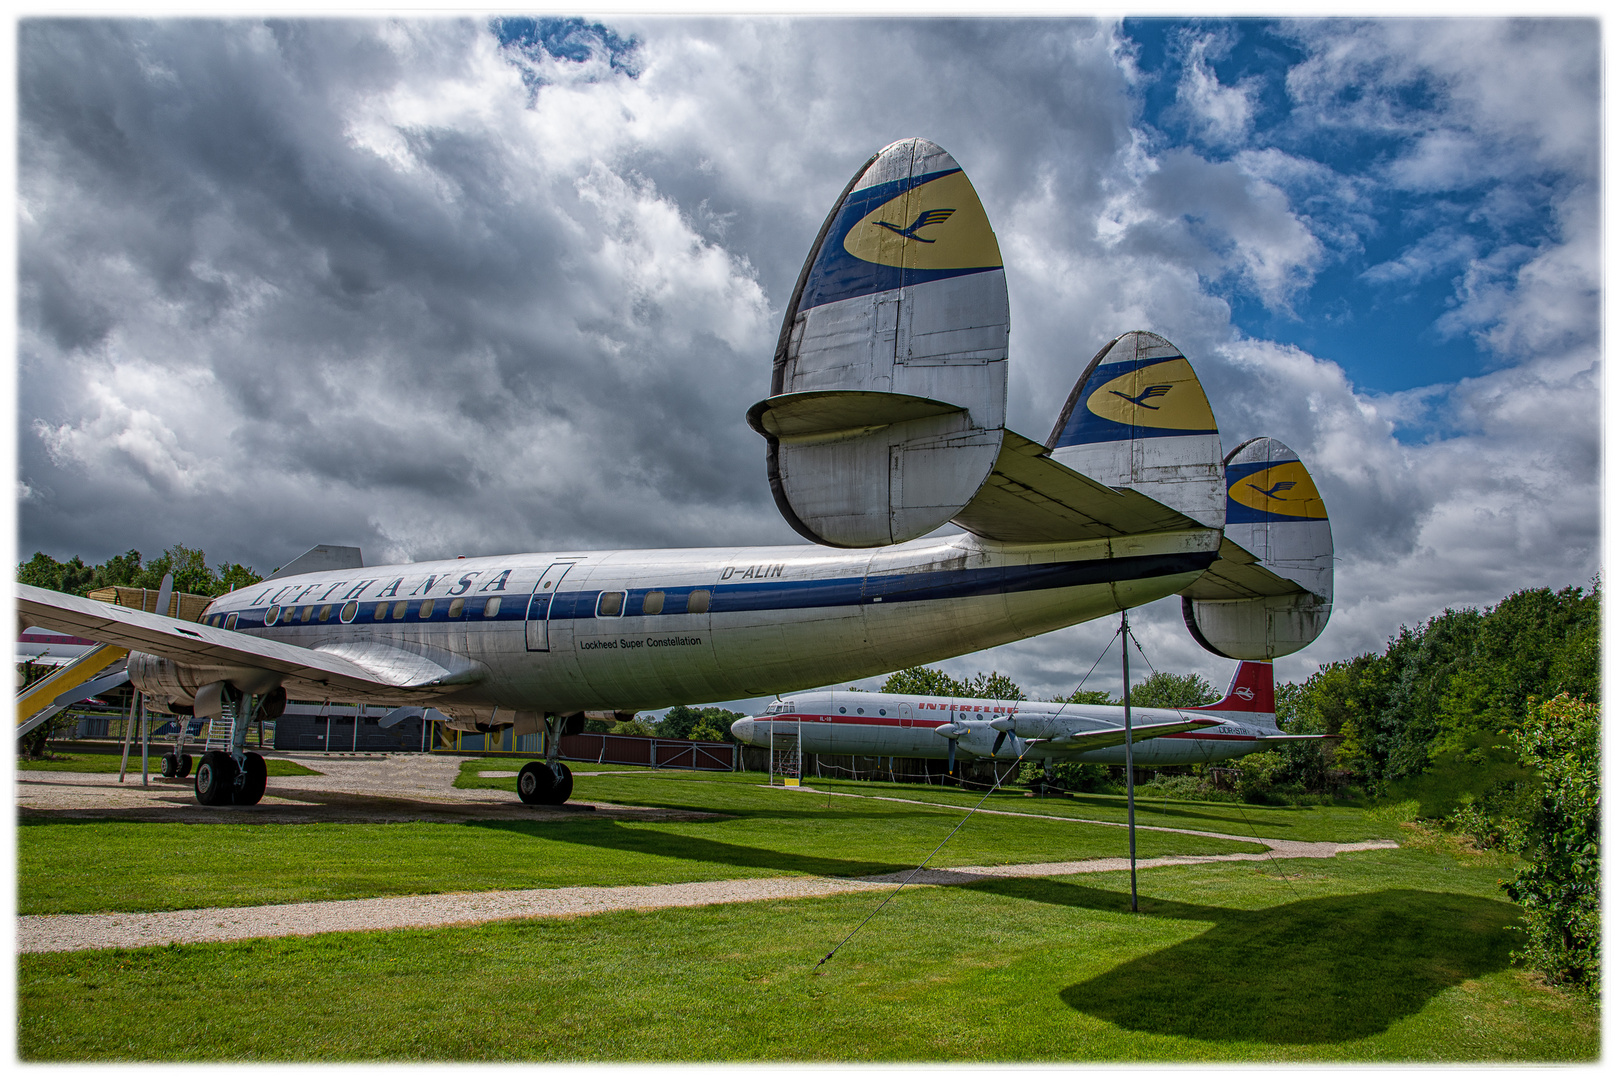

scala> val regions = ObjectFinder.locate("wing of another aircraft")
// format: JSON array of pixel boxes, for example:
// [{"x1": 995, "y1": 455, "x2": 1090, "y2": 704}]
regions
[
  {"x1": 15, "y1": 585, "x2": 477, "y2": 699},
  {"x1": 1033, "y1": 715, "x2": 1220, "y2": 751}
]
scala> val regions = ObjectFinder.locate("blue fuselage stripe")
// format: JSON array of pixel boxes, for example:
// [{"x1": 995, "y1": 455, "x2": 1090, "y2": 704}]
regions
[{"x1": 214, "y1": 550, "x2": 1214, "y2": 631}]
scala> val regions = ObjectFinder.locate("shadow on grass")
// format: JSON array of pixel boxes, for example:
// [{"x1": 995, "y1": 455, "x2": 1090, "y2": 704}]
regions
[
  {"x1": 467, "y1": 818, "x2": 916, "y2": 879},
  {"x1": 1030, "y1": 884, "x2": 1522, "y2": 1044}
]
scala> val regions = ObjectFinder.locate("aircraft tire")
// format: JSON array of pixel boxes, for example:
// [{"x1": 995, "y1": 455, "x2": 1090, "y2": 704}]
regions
[
  {"x1": 232, "y1": 752, "x2": 268, "y2": 806},
  {"x1": 160, "y1": 753, "x2": 179, "y2": 778},
  {"x1": 517, "y1": 761, "x2": 554, "y2": 805},
  {"x1": 545, "y1": 762, "x2": 574, "y2": 805},
  {"x1": 194, "y1": 751, "x2": 237, "y2": 806},
  {"x1": 179, "y1": 754, "x2": 193, "y2": 778}
]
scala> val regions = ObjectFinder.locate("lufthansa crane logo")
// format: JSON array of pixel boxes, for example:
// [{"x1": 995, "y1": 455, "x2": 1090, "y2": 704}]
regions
[
  {"x1": 1248, "y1": 480, "x2": 1297, "y2": 500},
  {"x1": 873, "y1": 208, "x2": 957, "y2": 244},
  {"x1": 1234, "y1": 686, "x2": 1255, "y2": 701},
  {"x1": 1110, "y1": 384, "x2": 1172, "y2": 410}
]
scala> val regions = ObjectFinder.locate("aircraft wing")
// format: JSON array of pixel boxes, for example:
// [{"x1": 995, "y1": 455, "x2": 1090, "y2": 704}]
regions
[
  {"x1": 15, "y1": 585, "x2": 476, "y2": 699},
  {"x1": 1039, "y1": 715, "x2": 1220, "y2": 752}
]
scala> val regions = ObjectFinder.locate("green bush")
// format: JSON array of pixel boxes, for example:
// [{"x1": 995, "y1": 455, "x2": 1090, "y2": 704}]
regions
[{"x1": 1502, "y1": 694, "x2": 1600, "y2": 993}]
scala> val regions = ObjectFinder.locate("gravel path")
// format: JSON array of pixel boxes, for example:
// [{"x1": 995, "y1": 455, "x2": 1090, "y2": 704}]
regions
[
  {"x1": 16, "y1": 754, "x2": 1399, "y2": 954},
  {"x1": 15, "y1": 841, "x2": 1397, "y2": 954}
]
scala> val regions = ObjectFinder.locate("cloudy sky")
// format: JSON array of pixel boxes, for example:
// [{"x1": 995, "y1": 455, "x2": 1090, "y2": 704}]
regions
[{"x1": 13, "y1": 16, "x2": 1603, "y2": 705}]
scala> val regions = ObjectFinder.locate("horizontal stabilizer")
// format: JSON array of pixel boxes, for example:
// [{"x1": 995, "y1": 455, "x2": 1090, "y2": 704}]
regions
[{"x1": 950, "y1": 430, "x2": 1203, "y2": 542}]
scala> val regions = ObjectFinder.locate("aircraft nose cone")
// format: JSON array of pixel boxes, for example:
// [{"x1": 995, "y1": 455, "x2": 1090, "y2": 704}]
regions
[{"x1": 729, "y1": 717, "x2": 756, "y2": 744}]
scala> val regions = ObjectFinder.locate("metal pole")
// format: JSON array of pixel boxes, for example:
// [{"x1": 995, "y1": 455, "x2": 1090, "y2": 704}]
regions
[
  {"x1": 323, "y1": 700, "x2": 332, "y2": 754},
  {"x1": 1122, "y1": 610, "x2": 1137, "y2": 913},
  {"x1": 118, "y1": 690, "x2": 138, "y2": 783},
  {"x1": 353, "y1": 703, "x2": 360, "y2": 752},
  {"x1": 140, "y1": 696, "x2": 149, "y2": 787}
]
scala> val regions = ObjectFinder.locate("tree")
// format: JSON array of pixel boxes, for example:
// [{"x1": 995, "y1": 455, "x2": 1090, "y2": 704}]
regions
[
  {"x1": 656, "y1": 705, "x2": 743, "y2": 742},
  {"x1": 1128, "y1": 670, "x2": 1215, "y2": 709},
  {"x1": 1502, "y1": 693, "x2": 1600, "y2": 993},
  {"x1": 1062, "y1": 689, "x2": 1115, "y2": 705},
  {"x1": 15, "y1": 545, "x2": 263, "y2": 598},
  {"x1": 881, "y1": 666, "x2": 966, "y2": 696},
  {"x1": 879, "y1": 666, "x2": 1024, "y2": 700}
]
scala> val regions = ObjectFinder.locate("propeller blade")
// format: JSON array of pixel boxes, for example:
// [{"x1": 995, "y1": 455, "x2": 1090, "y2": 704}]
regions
[
  {"x1": 991, "y1": 729, "x2": 1007, "y2": 755},
  {"x1": 947, "y1": 737, "x2": 956, "y2": 773}
]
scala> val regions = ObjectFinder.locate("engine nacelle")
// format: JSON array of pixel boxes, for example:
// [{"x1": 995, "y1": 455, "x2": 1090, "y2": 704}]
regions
[{"x1": 126, "y1": 651, "x2": 283, "y2": 712}]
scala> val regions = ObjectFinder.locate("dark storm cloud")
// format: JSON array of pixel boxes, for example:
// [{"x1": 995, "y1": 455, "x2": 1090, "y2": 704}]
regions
[{"x1": 16, "y1": 17, "x2": 1600, "y2": 702}]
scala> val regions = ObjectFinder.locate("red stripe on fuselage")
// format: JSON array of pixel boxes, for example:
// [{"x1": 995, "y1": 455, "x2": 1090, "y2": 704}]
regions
[{"x1": 769, "y1": 713, "x2": 948, "y2": 729}]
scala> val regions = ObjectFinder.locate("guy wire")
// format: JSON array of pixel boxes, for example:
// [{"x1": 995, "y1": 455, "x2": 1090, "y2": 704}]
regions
[{"x1": 814, "y1": 740, "x2": 1037, "y2": 971}]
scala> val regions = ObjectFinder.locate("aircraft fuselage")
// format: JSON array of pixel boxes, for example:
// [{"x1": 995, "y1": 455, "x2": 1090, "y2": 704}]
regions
[{"x1": 192, "y1": 528, "x2": 1219, "y2": 715}]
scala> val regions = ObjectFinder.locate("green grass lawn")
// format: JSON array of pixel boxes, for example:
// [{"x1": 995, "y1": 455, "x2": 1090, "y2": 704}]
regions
[
  {"x1": 18, "y1": 754, "x2": 321, "y2": 776},
  {"x1": 17, "y1": 843, "x2": 1597, "y2": 1061},
  {"x1": 17, "y1": 793, "x2": 1261, "y2": 915},
  {"x1": 455, "y1": 759, "x2": 1396, "y2": 844},
  {"x1": 15, "y1": 761, "x2": 1598, "y2": 1061}
]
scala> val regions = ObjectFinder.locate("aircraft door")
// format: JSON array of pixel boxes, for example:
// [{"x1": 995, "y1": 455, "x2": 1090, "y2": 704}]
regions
[
  {"x1": 898, "y1": 702, "x2": 915, "y2": 727},
  {"x1": 525, "y1": 562, "x2": 575, "y2": 652}
]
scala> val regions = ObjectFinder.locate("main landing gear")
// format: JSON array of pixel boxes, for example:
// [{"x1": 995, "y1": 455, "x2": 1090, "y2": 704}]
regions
[
  {"x1": 515, "y1": 712, "x2": 577, "y2": 806},
  {"x1": 194, "y1": 750, "x2": 268, "y2": 806},
  {"x1": 190, "y1": 683, "x2": 282, "y2": 807},
  {"x1": 517, "y1": 760, "x2": 575, "y2": 805}
]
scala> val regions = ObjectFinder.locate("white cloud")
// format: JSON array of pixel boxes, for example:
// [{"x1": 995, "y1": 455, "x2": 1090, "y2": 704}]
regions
[{"x1": 15, "y1": 17, "x2": 1600, "y2": 706}]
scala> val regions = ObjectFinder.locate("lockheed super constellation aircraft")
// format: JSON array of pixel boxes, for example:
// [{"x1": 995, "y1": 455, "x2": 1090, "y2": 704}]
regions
[
  {"x1": 17, "y1": 138, "x2": 1333, "y2": 808},
  {"x1": 730, "y1": 660, "x2": 1323, "y2": 773}
]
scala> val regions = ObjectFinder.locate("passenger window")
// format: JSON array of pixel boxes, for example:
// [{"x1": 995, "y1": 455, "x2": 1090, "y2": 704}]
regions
[
  {"x1": 302, "y1": 605, "x2": 314, "y2": 622},
  {"x1": 448, "y1": 597, "x2": 465, "y2": 619},
  {"x1": 340, "y1": 601, "x2": 358, "y2": 623},
  {"x1": 374, "y1": 603, "x2": 388, "y2": 620},
  {"x1": 597, "y1": 592, "x2": 624, "y2": 617},
  {"x1": 318, "y1": 605, "x2": 331, "y2": 622},
  {"x1": 484, "y1": 597, "x2": 501, "y2": 618},
  {"x1": 393, "y1": 601, "x2": 408, "y2": 620},
  {"x1": 686, "y1": 589, "x2": 710, "y2": 614},
  {"x1": 265, "y1": 605, "x2": 280, "y2": 626},
  {"x1": 643, "y1": 590, "x2": 664, "y2": 615},
  {"x1": 225, "y1": 613, "x2": 238, "y2": 631},
  {"x1": 420, "y1": 599, "x2": 435, "y2": 619}
]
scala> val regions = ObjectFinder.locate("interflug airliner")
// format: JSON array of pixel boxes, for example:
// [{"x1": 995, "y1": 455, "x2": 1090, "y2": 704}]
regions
[
  {"x1": 729, "y1": 660, "x2": 1324, "y2": 773},
  {"x1": 18, "y1": 137, "x2": 1334, "y2": 807}
]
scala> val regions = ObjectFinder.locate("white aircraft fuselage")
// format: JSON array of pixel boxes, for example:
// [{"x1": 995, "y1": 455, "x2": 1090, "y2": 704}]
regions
[
  {"x1": 731, "y1": 690, "x2": 1280, "y2": 766},
  {"x1": 190, "y1": 527, "x2": 1219, "y2": 716}
]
